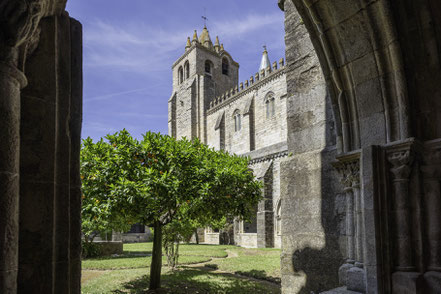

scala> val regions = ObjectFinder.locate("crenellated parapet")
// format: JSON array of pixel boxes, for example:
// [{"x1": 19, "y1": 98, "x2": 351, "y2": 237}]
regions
[{"x1": 207, "y1": 57, "x2": 286, "y2": 114}]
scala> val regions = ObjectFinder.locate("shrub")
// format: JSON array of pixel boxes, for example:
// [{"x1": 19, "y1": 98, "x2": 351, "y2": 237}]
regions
[{"x1": 82, "y1": 241, "x2": 101, "y2": 258}]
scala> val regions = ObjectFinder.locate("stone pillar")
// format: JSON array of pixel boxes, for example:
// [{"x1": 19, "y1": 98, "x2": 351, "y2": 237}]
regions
[
  {"x1": 388, "y1": 150, "x2": 415, "y2": 271},
  {"x1": 17, "y1": 14, "x2": 83, "y2": 294},
  {"x1": 421, "y1": 146, "x2": 441, "y2": 271},
  {"x1": 334, "y1": 153, "x2": 365, "y2": 291},
  {"x1": 257, "y1": 163, "x2": 274, "y2": 248},
  {"x1": 387, "y1": 144, "x2": 423, "y2": 293},
  {"x1": 0, "y1": 59, "x2": 27, "y2": 294},
  {"x1": 0, "y1": 2, "x2": 41, "y2": 292},
  {"x1": 421, "y1": 140, "x2": 441, "y2": 291},
  {"x1": 69, "y1": 18, "x2": 83, "y2": 294}
]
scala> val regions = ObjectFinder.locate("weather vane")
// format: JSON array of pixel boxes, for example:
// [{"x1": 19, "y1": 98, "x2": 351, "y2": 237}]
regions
[{"x1": 202, "y1": 7, "x2": 208, "y2": 27}]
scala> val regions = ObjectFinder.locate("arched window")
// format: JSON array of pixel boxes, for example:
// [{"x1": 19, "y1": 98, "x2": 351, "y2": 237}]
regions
[
  {"x1": 233, "y1": 110, "x2": 241, "y2": 132},
  {"x1": 205, "y1": 60, "x2": 212, "y2": 74},
  {"x1": 222, "y1": 57, "x2": 229, "y2": 75},
  {"x1": 265, "y1": 92, "x2": 275, "y2": 118},
  {"x1": 178, "y1": 66, "x2": 184, "y2": 84},
  {"x1": 184, "y1": 61, "x2": 190, "y2": 79}
]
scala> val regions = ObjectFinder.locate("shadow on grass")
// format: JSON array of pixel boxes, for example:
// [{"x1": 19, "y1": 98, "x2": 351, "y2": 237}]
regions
[
  {"x1": 83, "y1": 252, "x2": 153, "y2": 261},
  {"x1": 123, "y1": 251, "x2": 153, "y2": 255},
  {"x1": 234, "y1": 270, "x2": 281, "y2": 284},
  {"x1": 112, "y1": 268, "x2": 280, "y2": 294}
]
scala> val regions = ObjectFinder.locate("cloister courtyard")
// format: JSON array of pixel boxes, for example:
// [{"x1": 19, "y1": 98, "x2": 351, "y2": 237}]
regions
[{"x1": 81, "y1": 243, "x2": 281, "y2": 293}]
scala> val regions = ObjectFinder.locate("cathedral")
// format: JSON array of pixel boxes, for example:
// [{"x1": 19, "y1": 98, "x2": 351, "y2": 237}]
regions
[{"x1": 168, "y1": 26, "x2": 287, "y2": 248}]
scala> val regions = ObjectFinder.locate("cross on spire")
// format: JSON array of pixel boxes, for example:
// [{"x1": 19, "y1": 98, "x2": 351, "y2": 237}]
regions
[{"x1": 202, "y1": 8, "x2": 208, "y2": 27}]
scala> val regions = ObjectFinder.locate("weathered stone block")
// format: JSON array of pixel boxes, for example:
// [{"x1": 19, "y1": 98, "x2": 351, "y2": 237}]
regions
[{"x1": 391, "y1": 271, "x2": 424, "y2": 294}]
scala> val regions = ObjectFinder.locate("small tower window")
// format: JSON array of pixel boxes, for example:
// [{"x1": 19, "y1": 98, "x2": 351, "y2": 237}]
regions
[
  {"x1": 265, "y1": 92, "x2": 275, "y2": 118},
  {"x1": 205, "y1": 60, "x2": 212, "y2": 74},
  {"x1": 184, "y1": 61, "x2": 190, "y2": 79},
  {"x1": 233, "y1": 110, "x2": 241, "y2": 132},
  {"x1": 178, "y1": 66, "x2": 184, "y2": 84},
  {"x1": 222, "y1": 57, "x2": 229, "y2": 75}
]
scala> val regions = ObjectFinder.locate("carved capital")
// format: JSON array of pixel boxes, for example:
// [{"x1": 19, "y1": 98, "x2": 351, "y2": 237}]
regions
[
  {"x1": 388, "y1": 150, "x2": 414, "y2": 180},
  {"x1": 0, "y1": 0, "x2": 44, "y2": 65},
  {"x1": 334, "y1": 153, "x2": 360, "y2": 190}
]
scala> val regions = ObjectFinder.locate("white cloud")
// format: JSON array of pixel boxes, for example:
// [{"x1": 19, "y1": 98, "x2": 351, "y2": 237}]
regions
[
  {"x1": 212, "y1": 12, "x2": 282, "y2": 40},
  {"x1": 82, "y1": 12, "x2": 283, "y2": 72},
  {"x1": 85, "y1": 87, "x2": 149, "y2": 102}
]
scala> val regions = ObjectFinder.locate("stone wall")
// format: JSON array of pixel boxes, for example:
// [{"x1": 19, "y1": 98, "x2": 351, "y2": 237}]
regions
[
  {"x1": 204, "y1": 233, "x2": 220, "y2": 245},
  {"x1": 206, "y1": 66, "x2": 287, "y2": 154},
  {"x1": 235, "y1": 233, "x2": 258, "y2": 248},
  {"x1": 280, "y1": 1, "x2": 343, "y2": 293}
]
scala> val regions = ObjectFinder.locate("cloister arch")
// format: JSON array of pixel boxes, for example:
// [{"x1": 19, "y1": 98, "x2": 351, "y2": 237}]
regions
[
  {"x1": 279, "y1": 0, "x2": 441, "y2": 293},
  {"x1": 0, "y1": 0, "x2": 440, "y2": 293}
]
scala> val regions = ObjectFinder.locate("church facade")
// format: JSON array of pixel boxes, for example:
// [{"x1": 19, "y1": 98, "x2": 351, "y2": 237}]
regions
[{"x1": 168, "y1": 26, "x2": 287, "y2": 248}]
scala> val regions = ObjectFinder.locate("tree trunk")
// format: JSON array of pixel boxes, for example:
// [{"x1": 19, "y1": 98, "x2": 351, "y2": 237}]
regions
[
  {"x1": 149, "y1": 221, "x2": 163, "y2": 290},
  {"x1": 194, "y1": 228, "x2": 199, "y2": 244}
]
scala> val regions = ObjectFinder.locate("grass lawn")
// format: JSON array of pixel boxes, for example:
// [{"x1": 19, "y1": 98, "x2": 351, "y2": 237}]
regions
[
  {"x1": 82, "y1": 242, "x2": 281, "y2": 293},
  {"x1": 206, "y1": 247, "x2": 281, "y2": 283}
]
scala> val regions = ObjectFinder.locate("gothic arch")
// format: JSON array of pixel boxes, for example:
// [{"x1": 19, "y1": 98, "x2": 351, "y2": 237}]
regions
[
  {"x1": 264, "y1": 91, "x2": 275, "y2": 118},
  {"x1": 233, "y1": 109, "x2": 241, "y2": 132},
  {"x1": 222, "y1": 57, "x2": 229, "y2": 75},
  {"x1": 204, "y1": 60, "x2": 213, "y2": 75},
  {"x1": 184, "y1": 60, "x2": 190, "y2": 79},
  {"x1": 282, "y1": 0, "x2": 441, "y2": 153},
  {"x1": 178, "y1": 66, "x2": 184, "y2": 84},
  {"x1": 279, "y1": 0, "x2": 441, "y2": 293}
]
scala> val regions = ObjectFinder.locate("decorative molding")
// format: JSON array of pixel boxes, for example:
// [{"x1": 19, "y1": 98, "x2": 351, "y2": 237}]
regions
[{"x1": 248, "y1": 150, "x2": 288, "y2": 165}]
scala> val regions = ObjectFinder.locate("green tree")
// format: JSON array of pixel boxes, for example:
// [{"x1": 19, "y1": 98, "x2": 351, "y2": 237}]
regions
[
  {"x1": 81, "y1": 138, "x2": 132, "y2": 243},
  {"x1": 80, "y1": 130, "x2": 262, "y2": 290}
]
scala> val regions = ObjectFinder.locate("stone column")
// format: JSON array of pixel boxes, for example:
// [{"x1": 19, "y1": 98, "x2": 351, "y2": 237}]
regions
[
  {"x1": 334, "y1": 153, "x2": 365, "y2": 291},
  {"x1": 421, "y1": 140, "x2": 441, "y2": 291},
  {"x1": 257, "y1": 163, "x2": 274, "y2": 248},
  {"x1": 69, "y1": 17, "x2": 83, "y2": 294},
  {"x1": 387, "y1": 145, "x2": 425, "y2": 294},
  {"x1": 0, "y1": 58, "x2": 27, "y2": 294},
  {"x1": 388, "y1": 150, "x2": 415, "y2": 271},
  {"x1": 334, "y1": 157, "x2": 358, "y2": 283},
  {"x1": 353, "y1": 180, "x2": 363, "y2": 267},
  {"x1": 421, "y1": 145, "x2": 441, "y2": 272},
  {"x1": 0, "y1": 2, "x2": 42, "y2": 291}
]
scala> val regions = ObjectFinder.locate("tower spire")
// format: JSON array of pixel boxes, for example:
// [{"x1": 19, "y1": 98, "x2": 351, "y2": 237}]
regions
[
  {"x1": 192, "y1": 30, "x2": 199, "y2": 45},
  {"x1": 259, "y1": 45, "x2": 271, "y2": 71},
  {"x1": 185, "y1": 37, "x2": 191, "y2": 50},
  {"x1": 214, "y1": 36, "x2": 220, "y2": 52},
  {"x1": 199, "y1": 26, "x2": 213, "y2": 49}
]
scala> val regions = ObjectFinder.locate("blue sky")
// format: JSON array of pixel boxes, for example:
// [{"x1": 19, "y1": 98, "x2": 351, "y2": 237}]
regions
[{"x1": 66, "y1": 0, "x2": 285, "y2": 140}]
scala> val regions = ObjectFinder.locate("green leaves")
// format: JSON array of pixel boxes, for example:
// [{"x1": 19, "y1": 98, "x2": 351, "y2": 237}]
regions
[{"x1": 81, "y1": 130, "x2": 262, "y2": 239}]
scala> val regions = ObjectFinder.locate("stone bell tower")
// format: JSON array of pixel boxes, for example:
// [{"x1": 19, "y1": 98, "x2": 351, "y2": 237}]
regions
[{"x1": 168, "y1": 26, "x2": 239, "y2": 142}]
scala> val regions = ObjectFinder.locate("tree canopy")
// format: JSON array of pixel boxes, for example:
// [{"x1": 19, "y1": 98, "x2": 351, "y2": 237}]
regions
[{"x1": 80, "y1": 130, "x2": 262, "y2": 289}]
